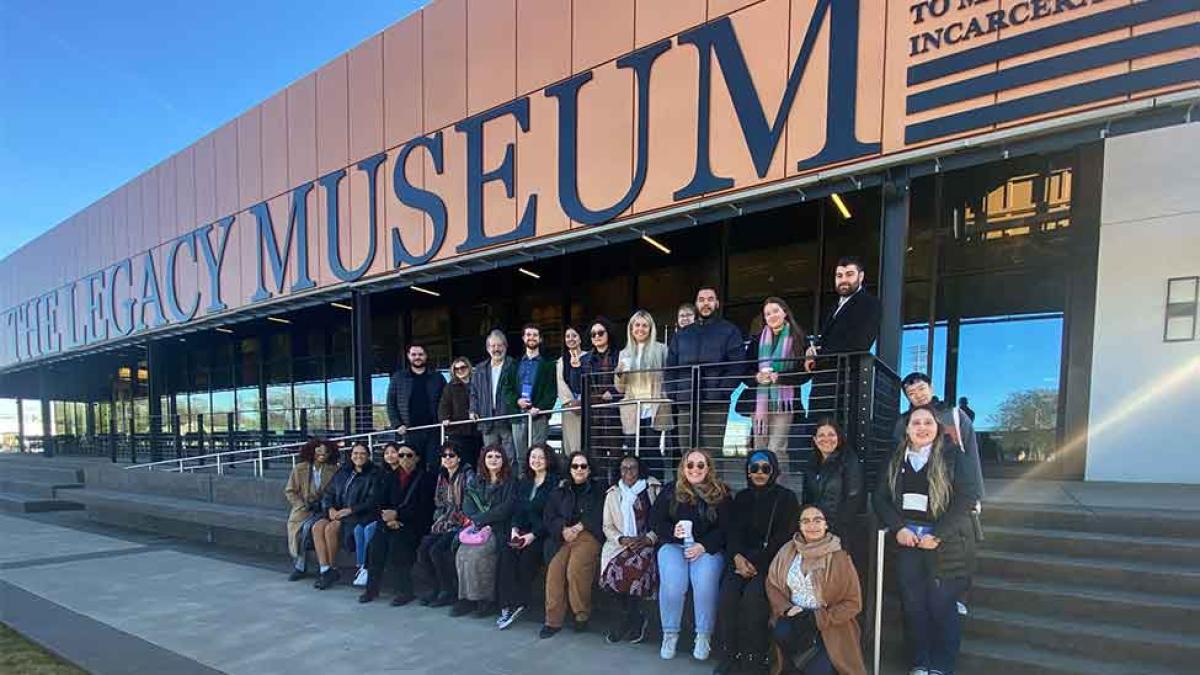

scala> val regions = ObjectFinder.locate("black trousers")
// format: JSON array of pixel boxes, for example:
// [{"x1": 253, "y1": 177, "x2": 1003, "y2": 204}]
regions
[
  {"x1": 407, "y1": 428, "x2": 442, "y2": 467},
  {"x1": 717, "y1": 570, "x2": 772, "y2": 656},
  {"x1": 365, "y1": 526, "x2": 420, "y2": 595},
  {"x1": 496, "y1": 539, "x2": 543, "y2": 608},
  {"x1": 413, "y1": 531, "x2": 458, "y2": 597}
]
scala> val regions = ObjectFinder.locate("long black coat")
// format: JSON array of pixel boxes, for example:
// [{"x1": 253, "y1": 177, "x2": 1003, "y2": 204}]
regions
[
  {"x1": 542, "y1": 478, "x2": 605, "y2": 563},
  {"x1": 374, "y1": 464, "x2": 437, "y2": 537},
  {"x1": 802, "y1": 447, "x2": 865, "y2": 537},
  {"x1": 815, "y1": 290, "x2": 881, "y2": 355}
]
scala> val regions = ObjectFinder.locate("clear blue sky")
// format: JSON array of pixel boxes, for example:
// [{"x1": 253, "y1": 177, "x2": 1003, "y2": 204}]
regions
[{"x1": 0, "y1": 0, "x2": 428, "y2": 262}]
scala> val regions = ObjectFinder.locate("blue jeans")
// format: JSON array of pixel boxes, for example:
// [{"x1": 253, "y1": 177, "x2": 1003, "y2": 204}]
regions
[
  {"x1": 657, "y1": 544, "x2": 724, "y2": 634},
  {"x1": 895, "y1": 547, "x2": 968, "y2": 674},
  {"x1": 353, "y1": 522, "x2": 378, "y2": 567},
  {"x1": 294, "y1": 514, "x2": 320, "y2": 571}
]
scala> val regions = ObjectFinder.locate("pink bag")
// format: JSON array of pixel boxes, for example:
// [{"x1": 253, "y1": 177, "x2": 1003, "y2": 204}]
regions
[{"x1": 458, "y1": 525, "x2": 492, "y2": 546}]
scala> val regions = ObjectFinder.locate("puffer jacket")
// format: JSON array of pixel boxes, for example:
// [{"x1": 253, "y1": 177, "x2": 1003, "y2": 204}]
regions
[
  {"x1": 803, "y1": 446, "x2": 865, "y2": 537},
  {"x1": 321, "y1": 461, "x2": 379, "y2": 527}
]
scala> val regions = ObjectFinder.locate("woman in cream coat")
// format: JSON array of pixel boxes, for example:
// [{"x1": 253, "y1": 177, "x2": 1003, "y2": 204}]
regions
[
  {"x1": 284, "y1": 439, "x2": 338, "y2": 580},
  {"x1": 614, "y1": 310, "x2": 672, "y2": 478}
]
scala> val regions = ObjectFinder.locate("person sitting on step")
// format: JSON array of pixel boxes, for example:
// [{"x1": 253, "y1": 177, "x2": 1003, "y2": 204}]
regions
[
  {"x1": 413, "y1": 441, "x2": 475, "y2": 607},
  {"x1": 284, "y1": 439, "x2": 338, "y2": 581},
  {"x1": 358, "y1": 443, "x2": 436, "y2": 606},
  {"x1": 600, "y1": 454, "x2": 662, "y2": 646},
  {"x1": 312, "y1": 441, "x2": 378, "y2": 590}
]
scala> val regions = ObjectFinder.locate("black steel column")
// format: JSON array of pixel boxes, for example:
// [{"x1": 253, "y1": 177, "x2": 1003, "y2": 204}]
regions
[
  {"x1": 39, "y1": 372, "x2": 53, "y2": 457},
  {"x1": 147, "y1": 341, "x2": 163, "y2": 461},
  {"x1": 16, "y1": 398, "x2": 25, "y2": 452},
  {"x1": 877, "y1": 173, "x2": 910, "y2": 370},
  {"x1": 351, "y1": 291, "x2": 373, "y2": 432}
]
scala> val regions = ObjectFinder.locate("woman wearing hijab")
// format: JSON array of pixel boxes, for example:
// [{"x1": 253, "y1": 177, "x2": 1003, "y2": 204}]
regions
[
  {"x1": 714, "y1": 450, "x2": 801, "y2": 674},
  {"x1": 765, "y1": 504, "x2": 867, "y2": 675},
  {"x1": 600, "y1": 454, "x2": 663, "y2": 645}
]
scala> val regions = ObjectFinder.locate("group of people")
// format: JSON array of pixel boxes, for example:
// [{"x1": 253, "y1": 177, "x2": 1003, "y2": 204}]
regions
[
  {"x1": 383, "y1": 257, "x2": 883, "y2": 481},
  {"x1": 282, "y1": 257, "x2": 984, "y2": 675}
]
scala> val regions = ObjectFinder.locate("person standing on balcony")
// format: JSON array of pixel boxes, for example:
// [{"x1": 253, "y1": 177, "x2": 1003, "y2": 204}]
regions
[
  {"x1": 803, "y1": 419, "x2": 866, "y2": 561},
  {"x1": 804, "y1": 257, "x2": 882, "y2": 417},
  {"x1": 358, "y1": 442, "x2": 436, "y2": 605},
  {"x1": 509, "y1": 324, "x2": 557, "y2": 473},
  {"x1": 615, "y1": 310, "x2": 671, "y2": 478},
  {"x1": 556, "y1": 326, "x2": 589, "y2": 456},
  {"x1": 387, "y1": 344, "x2": 446, "y2": 467},
  {"x1": 874, "y1": 406, "x2": 980, "y2": 675},
  {"x1": 665, "y1": 287, "x2": 746, "y2": 454},
  {"x1": 471, "y1": 330, "x2": 518, "y2": 465},
  {"x1": 284, "y1": 439, "x2": 338, "y2": 581},
  {"x1": 583, "y1": 316, "x2": 622, "y2": 462},
  {"x1": 746, "y1": 297, "x2": 810, "y2": 462},
  {"x1": 440, "y1": 356, "x2": 480, "y2": 469},
  {"x1": 676, "y1": 303, "x2": 697, "y2": 332}
]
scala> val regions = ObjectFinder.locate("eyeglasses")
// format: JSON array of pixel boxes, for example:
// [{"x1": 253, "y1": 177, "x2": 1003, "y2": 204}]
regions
[
  {"x1": 441, "y1": 453, "x2": 459, "y2": 459},
  {"x1": 800, "y1": 516, "x2": 826, "y2": 525},
  {"x1": 686, "y1": 461, "x2": 707, "y2": 470},
  {"x1": 398, "y1": 452, "x2": 416, "y2": 459},
  {"x1": 570, "y1": 463, "x2": 590, "y2": 470},
  {"x1": 590, "y1": 329, "x2": 606, "y2": 336},
  {"x1": 748, "y1": 462, "x2": 772, "y2": 475},
  {"x1": 453, "y1": 365, "x2": 469, "y2": 371}
]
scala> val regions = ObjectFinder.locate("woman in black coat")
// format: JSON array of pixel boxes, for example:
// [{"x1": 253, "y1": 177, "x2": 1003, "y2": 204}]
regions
[
  {"x1": 359, "y1": 442, "x2": 437, "y2": 605},
  {"x1": 312, "y1": 441, "x2": 378, "y2": 589},
  {"x1": 803, "y1": 417, "x2": 865, "y2": 574},
  {"x1": 539, "y1": 451, "x2": 605, "y2": 638},
  {"x1": 495, "y1": 443, "x2": 560, "y2": 629},
  {"x1": 439, "y1": 356, "x2": 481, "y2": 468}
]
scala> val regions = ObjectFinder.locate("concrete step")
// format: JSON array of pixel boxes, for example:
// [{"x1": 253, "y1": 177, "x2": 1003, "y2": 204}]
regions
[
  {"x1": 968, "y1": 607, "x2": 1200, "y2": 671},
  {"x1": 0, "y1": 477, "x2": 83, "y2": 499},
  {"x1": 0, "y1": 491, "x2": 84, "y2": 513},
  {"x1": 984, "y1": 502, "x2": 1200, "y2": 540},
  {"x1": 0, "y1": 462, "x2": 86, "y2": 486},
  {"x1": 983, "y1": 524, "x2": 1200, "y2": 567},
  {"x1": 972, "y1": 576, "x2": 1200, "y2": 636},
  {"x1": 957, "y1": 637, "x2": 1184, "y2": 675},
  {"x1": 977, "y1": 550, "x2": 1200, "y2": 596}
]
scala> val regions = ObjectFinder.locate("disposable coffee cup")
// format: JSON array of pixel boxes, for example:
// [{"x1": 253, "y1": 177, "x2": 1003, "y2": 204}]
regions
[{"x1": 678, "y1": 519, "x2": 694, "y2": 544}]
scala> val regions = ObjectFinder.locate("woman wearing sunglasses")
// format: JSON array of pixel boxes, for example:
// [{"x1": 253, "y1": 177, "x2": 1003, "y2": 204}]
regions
[
  {"x1": 582, "y1": 316, "x2": 623, "y2": 461},
  {"x1": 556, "y1": 326, "x2": 590, "y2": 455},
  {"x1": 651, "y1": 449, "x2": 732, "y2": 661},
  {"x1": 440, "y1": 356, "x2": 481, "y2": 469},
  {"x1": 358, "y1": 443, "x2": 437, "y2": 605},
  {"x1": 414, "y1": 441, "x2": 475, "y2": 607},
  {"x1": 539, "y1": 451, "x2": 605, "y2": 638},
  {"x1": 715, "y1": 450, "x2": 801, "y2": 674}
]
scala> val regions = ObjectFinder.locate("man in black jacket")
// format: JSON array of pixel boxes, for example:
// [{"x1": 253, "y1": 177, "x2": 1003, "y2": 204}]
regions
[
  {"x1": 387, "y1": 344, "x2": 446, "y2": 466},
  {"x1": 359, "y1": 443, "x2": 437, "y2": 605},
  {"x1": 666, "y1": 287, "x2": 746, "y2": 453},
  {"x1": 804, "y1": 257, "x2": 882, "y2": 417}
]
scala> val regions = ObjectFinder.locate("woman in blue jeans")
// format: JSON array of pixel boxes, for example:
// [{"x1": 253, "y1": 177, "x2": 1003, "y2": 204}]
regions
[
  {"x1": 650, "y1": 449, "x2": 732, "y2": 662},
  {"x1": 312, "y1": 442, "x2": 378, "y2": 589},
  {"x1": 873, "y1": 406, "x2": 980, "y2": 675}
]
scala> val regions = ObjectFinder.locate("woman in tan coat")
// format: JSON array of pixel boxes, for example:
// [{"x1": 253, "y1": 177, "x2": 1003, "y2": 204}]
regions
[
  {"x1": 765, "y1": 504, "x2": 867, "y2": 675},
  {"x1": 284, "y1": 439, "x2": 338, "y2": 580},
  {"x1": 614, "y1": 310, "x2": 672, "y2": 478}
]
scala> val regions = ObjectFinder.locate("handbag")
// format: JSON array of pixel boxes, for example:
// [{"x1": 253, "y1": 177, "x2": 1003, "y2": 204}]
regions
[
  {"x1": 785, "y1": 610, "x2": 821, "y2": 669},
  {"x1": 458, "y1": 525, "x2": 493, "y2": 546}
]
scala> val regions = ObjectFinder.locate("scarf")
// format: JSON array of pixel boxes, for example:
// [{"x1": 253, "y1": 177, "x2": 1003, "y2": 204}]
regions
[
  {"x1": 793, "y1": 532, "x2": 841, "y2": 577},
  {"x1": 618, "y1": 479, "x2": 647, "y2": 537},
  {"x1": 755, "y1": 323, "x2": 795, "y2": 434}
]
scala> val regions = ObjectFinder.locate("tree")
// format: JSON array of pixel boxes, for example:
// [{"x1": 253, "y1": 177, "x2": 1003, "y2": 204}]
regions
[{"x1": 990, "y1": 388, "x2": 1057, "y2": 431}]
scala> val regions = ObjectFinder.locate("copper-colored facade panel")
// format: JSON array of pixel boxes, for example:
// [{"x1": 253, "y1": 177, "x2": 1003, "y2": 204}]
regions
[
  {"x1": 879, "y1": 0, "x2": 912, "y2": 154},
  {"x1": 633, "y1": 44, "x2": 701, "y2": 215},
  {"x1": 706, "y1": 0, "x2": 789, "y2": 196},
  {"x1": 174, "y1": 147, "x2": 196, "y2": 238},
  {"x1": 235, "y1": 207, "x2": 259, "y2": 311},
  {"x1": 573, "y1": 0, "x2": 635, "y2": 72},
  {"x1": 126, "y1": 175, "x2": 144, "y2": 258},
  {"x1": 383, "y1": 13, "x2": 424, "y2": 149},
  {"x1": 214, "y1": 121, "x2": 240, "y2": 218},
  {"x1": 349, "y1": 35, "x2": 385, "y2": 164},
  {"x1": 382, "y1": 143, "x2": 427, "y2": 270},
  {"x1": 423, "y1": 0, "x2": 469, "y2": 133},
  {"x1": 467, "y1": 0, "x2": 517, "y2": 115},
  {"x1": 708, "y1": 0, "x2": 763, "y2": 20},
  {"x1": 140, "y1": 168, "x2": 160, "y2": 255},
  {"x1": 262, "y1": 90, "x2": 290, "y2": 201},
  {"x1": 110, "y1": 190, "x2": 128, "y2": 270},
  {"x1": 636, "y1": 0, "x2": 705, "y2": 47},
  {"x1": 348, "y1": 154, "x2": 390, "y2": 281},
  {"x1": 315, "y1": 171, "x2": 353, "y2": 290},
  {"x1": 427, "y1": 128, "x2": 468, "y2": 262},
  {"x1": 236, "y1": 108, "x2": 263, "y2": 212},
  {"x1": 1132, "y1": 11, "x2": 1200, "y2": 74},
  {"x1": 157, "y1": 160, "x2": 177, "y2": 249},
  {"x1": 289, "y1": 74, "x2": 319, "y2": 191},
  {"x1": 571, "y1": 60, "x2": 634, "y2": 226},
  {"x1": 479, "y1": 115, "x2": 519, "y2": 247},
  {"x1": 194, "y1": 134, "x2": 217, "y2": 226},
  {"x1": 317, "y1": 57, "x2": 351, "y2": 178},
  {"x1": 516, "y1": 0, "x2": 572, "y2": 95},
  {"x1": 517, "y1": 89, "x2": 569, "y2": 237}
]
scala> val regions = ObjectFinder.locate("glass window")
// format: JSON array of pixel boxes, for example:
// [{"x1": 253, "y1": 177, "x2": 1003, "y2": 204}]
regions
[
  {"x1": 236, "y1": 387, "x2": 261, "y2": 432},
  {"x1": 371, "y1": 375, "x2": 391, "y2": 430},
  {"x1": 294, "y1": 382, "x2": 327, "y2": 431},
  {"x1": 412, "y1": 306, "x2": 451, "y2": 368},
  {"x1": 900, "y1": 323, "x2": 948, "y2": 401},
  {"x1": 266, "y1": 385, "x2": 294, "y2": 433}
]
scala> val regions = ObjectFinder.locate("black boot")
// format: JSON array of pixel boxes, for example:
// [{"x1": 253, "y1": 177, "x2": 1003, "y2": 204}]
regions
[{"x1": 713, "y1": 652, "x2": 740, "y2": 675}]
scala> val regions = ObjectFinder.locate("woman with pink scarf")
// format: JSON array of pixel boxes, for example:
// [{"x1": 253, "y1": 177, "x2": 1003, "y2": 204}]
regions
[{"x1": 749, "y1": 297, "x2": 810, "y2": 455}]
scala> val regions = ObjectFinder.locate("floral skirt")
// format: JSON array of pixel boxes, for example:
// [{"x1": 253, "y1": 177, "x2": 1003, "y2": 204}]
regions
[{"x1": 600, "y1": 545, "x2": 658, "y2": 598}]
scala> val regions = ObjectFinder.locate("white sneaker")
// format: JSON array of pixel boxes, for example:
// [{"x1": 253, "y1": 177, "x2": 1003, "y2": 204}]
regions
[
  {"x1": 909, "y1": 669, "x2": 930, "y2": 675},
  {"x1": 956, "y1": 601, "x2": 969, "y2": 616},
  {"x1": 692, "y1": 633, "x2": 711, "y2": 660},
  {"x1": 352, "y1": 567, "x2": 368, "y2": 587},
  {"x1": 660, "y1": 632, "x2": 679, "y2": 659}
]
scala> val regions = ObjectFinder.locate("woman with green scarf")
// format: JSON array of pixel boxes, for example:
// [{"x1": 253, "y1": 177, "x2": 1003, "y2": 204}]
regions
[{"x1": 749, "y1": 297, "x2": 810, "y2": 456}]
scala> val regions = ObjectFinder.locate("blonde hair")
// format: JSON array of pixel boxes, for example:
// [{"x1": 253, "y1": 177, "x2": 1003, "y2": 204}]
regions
[
  {"x1": 450, "y1": 356, "x2": 472, "y2": 383},
  {"x1": 887, "y1": 407, "x2": 951, "y2": 517},
  {"x1": 674, "y1": 449, "x2": 730, "y2": 508}
]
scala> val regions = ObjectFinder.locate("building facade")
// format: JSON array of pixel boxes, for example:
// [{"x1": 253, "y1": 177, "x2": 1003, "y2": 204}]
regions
[{"x1": 1, "y1": 0, "x2": 1197, "y2": 482}]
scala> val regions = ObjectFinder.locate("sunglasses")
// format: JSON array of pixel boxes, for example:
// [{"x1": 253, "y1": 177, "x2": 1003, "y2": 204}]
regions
[
  {"x1": 686, "y1": 461, "x2": 707, "y2": 470},
  {"x1": 570, "y1": 463, "x2": 590, "y2": 470},
  {"x1": 590, "y1": 330, "x2": 606, "y2": 336},
  {"x1": 441, "y1": 453, "x2": 459, "y2": 459},
  {"x1": 748, "y1": 462, "x2": 772, "y2": 475},
  {"x1": 453, "y1": 365, "x2": 469, "y2": 371},
  {"x1": 398, "y1": 452, "x2": 416, "y2": 459}
]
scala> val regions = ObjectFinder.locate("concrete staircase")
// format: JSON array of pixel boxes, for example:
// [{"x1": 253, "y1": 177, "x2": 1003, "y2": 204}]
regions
[
  {"x1": 955, "y1": 501, "x2": 1200, "y2": 674},
  {"x1": 0, "y1": 454, "x2": 85, "y2": 513}
]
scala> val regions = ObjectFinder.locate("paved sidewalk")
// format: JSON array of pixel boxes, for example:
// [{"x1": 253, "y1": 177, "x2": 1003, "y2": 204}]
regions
[{"x1": 0, "y1": 512, "x2": 715, "y2": 675}]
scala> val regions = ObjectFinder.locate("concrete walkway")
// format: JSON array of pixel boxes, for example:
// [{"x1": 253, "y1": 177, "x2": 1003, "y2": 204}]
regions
[{"x1": 0, "y1": 511, "x2": 715, "y2": 675}]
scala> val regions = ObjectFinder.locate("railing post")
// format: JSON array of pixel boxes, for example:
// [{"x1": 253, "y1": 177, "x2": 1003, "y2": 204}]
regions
[
  {"x1": 172, "y1": 415, "x2": 183, "y2": 460},
  {"x1": 256, "y1": 448, "x2": 264, "y2": 478},
  {"x1": 299, "y1": 408, "x2": 309, "y2": 438},
  {"x1": 634, "y1": 401, "x2": 643, "y2": 459},
  {"x1": 581, "y1": 373, "x2": 592, "y2": 455},
  {"x1": 526, "y1": 412, "x2": 534, "y2": 451},
  {"x1": 128, "y1": 416, "x2": 136, "y2": 464},
  {"x1": 226, "y1": 412, "x2": 236, "y2": 462},
  {"x1": 216, "y1": 451, "x2": 223, "y2": 476},
  {"x1": 440, "y1": 422, "x2": 447, "y2": 446},
  {"x1": 197, "y1": 414, "x2": 207, "y2": 465},
  {"x1": 873, "y1": 528, "x2": 886, "y2": 675},
  {"x1": 108, "y1": 411, "x2": 117, "y2": 463},
  {"x1": 689, "y1": 366, "x2": 702, "y2": 448},
  {"x1": 342, "y1": 406, "x2": 352, "y2": 435}
]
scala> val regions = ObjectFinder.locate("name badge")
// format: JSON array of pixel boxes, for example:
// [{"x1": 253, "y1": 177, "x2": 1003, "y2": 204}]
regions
[{"x1": 902, "y1": 493, "x2": 929, "y2": 513}]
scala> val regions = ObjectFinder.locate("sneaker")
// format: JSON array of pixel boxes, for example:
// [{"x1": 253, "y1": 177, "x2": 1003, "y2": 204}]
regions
[
  {"x1": 539, "y1": 625, "x2": 561, "y2": 639},
  {"x1": 661, "y1": 632, "x2": 679, "y2": 660},
  {"x1": 352, "y1": 567, "x2": 369, "y2": 587},
  {"x1": 957, "y1": 601, "x2": 969, "y2": 616},
  {"x1": 287, "y1": 569, "x2": 306, "y2": 582},
  {"x1": 909, "y1": 669, "x2": 930, "y2": 675},
  {"x1": 693, "y1": 633, "x2": 712, "y2": 661},
  {"x1": 449, "y1": 600, "x2": 476, "y2": 617},
  {"x1": 497, "y1": 605, "x2": 524, "y2": 630},
  {"x1": 573, "y1": 617, "x2": 589, "y2": 633}
]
